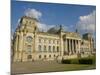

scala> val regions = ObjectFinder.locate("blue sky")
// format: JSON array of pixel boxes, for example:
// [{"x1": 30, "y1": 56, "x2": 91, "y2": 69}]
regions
[{"x1": 11, "y1": 1, "x2": 96, "y2": 35}]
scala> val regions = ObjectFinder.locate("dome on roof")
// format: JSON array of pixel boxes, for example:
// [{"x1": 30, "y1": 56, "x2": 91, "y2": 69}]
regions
[
  {"x1": 47, "y1": 26, "x2": 60, "y2": 34},
  {"x1": 47, "y1": 25, "x2": 65, "y2": 34}
]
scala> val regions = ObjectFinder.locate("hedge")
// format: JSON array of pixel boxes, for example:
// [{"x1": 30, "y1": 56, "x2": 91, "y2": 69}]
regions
[
  {"x1": 79, "y1": 58, "x2": 93, "y2": 64},
  {"x1": 61, "y1": 56, "x2": 96, "y2": 64},
  {"x1": 61, "y1": 59, "x2": 79, "y2": 64}
]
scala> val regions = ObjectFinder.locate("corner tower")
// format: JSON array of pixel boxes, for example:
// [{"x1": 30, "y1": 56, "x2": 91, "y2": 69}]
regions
[{"x1": 13, "y1": 16, "x2": 38, "y2": 62}]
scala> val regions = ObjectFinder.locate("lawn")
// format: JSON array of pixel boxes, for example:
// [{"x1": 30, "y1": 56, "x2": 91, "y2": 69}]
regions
[{"x1": 11, "y1": 61, "x2": 96, "y2": 74}]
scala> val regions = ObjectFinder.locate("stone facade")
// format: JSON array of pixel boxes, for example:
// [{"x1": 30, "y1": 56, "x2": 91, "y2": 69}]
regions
[{"x1": 12, "y1": 16, "x2": 94, "y2": 62}]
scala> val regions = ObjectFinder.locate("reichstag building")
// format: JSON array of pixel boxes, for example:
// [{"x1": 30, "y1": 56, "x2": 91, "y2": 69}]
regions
[{"x1": 12, "y1": 16, "x2": 94, "y2": 62}]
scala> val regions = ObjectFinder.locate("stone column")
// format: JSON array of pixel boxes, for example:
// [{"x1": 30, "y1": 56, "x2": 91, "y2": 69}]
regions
[
  {"x1": 67, "y1": 39, "x2": 69, "y2": 54},
  {"x1": 72, "y1": 39, "x2": 74, "y2": 54},
  {"x1": 70, "y1": 39, "x2": 72, "y2": 54},
  {"x1": 75, "y1": 40, "x2": 77, "y2": 54},
  {"x1": 66, "y1": 39, "x2": 68, "y2": 53},
  {"x1": 69, "y1": 39, "x2": 71, "y2": 54},
  {"x1": 64, "y1": 39, "x2": 68, "y2": 55},
  {"x1": 76, "y1": 40, "x2": 78, "y2": 53},
  {"x1": 60, "y1": 35, "x2": 64, "y2": 56},
  {"x1": 33, "y1": 34, "x2": 35, "y2": 53},
  {"x1": 18, "y1": 32, "x2": 23, "y2": 61}
]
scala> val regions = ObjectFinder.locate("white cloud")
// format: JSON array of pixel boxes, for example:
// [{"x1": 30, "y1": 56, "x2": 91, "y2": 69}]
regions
[
  {"x1": 77, "y1": 10, "x2": 96, "y2": 33},
  {"x1": 37, "y1": 22, "x2": 55, "y2": 32},
  {"x1": 24, "y1": 8, "x2": 42, "y2": 19},
  {"x1": 37, "y1": 23, "x2": 72, "y2": 32},
  {"x1": 24, "y1": 8, "x2": 70, "y2": 32},
  {"x1": 24, "y1": 8, "x2": 56, "y2": 32}
]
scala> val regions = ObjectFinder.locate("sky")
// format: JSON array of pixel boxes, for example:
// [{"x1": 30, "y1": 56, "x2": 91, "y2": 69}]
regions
[{"x1": 11, "y1": 0, "x2": 96, "y2": 37}]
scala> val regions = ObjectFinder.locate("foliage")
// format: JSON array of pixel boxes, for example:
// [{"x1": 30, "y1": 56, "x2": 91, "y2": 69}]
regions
[{"x1": 61, "y1": 55, "x2": 96, "y2": 65}]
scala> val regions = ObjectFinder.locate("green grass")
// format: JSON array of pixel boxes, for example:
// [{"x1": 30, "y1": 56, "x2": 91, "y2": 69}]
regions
[
  {"x1": 11, "y1": 55, "x2": 96, "y2": 74},
  {"x1": 11, "y1": 61, "x2": 96, "y2": 74}
]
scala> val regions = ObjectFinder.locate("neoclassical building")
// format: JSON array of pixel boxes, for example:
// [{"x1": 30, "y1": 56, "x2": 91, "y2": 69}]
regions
[{"x1": 12, "y1": 16, "x2": 94, "y2": 62}]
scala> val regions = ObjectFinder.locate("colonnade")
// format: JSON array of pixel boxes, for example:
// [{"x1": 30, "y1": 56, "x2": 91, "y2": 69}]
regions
[{"x1": 64, "y1": 39, "x2": 81, "y2": 55}]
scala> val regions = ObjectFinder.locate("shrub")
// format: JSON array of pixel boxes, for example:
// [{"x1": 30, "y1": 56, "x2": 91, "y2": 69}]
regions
[
  {"x1": 71, "y1": 59, "x2": 79, "y2": 64},
  {"x1": 79, "y1": 56, "x2": 96, "y2": 64},
  {"x1": 61, "y1": 59, "x2": 71, "y2": 64},
  {"x1": 61, "y1": 56, "x2": 96, "y2": 64},
  {"x1": 61, "y1": 59, "x2": 79, "y2": 64},
  {"x1": 79, "y1": 58, "x2": 93, "y2": 64}
]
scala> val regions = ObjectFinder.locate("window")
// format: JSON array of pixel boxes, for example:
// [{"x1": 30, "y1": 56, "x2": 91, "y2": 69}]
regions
[
  {"x1": 77, "y1": 40, "x2": 78, "y2": 44},
  {"x1": 81, "y1": 42, "x2": 84, "y2": 45},
  {"x1": 44, "y1": 45, "x2": 46, "y2": 52},
  {"x1": 57, "y1": 46, "x2": 59, "y2": 52},
  {"x1": 27, "y1": 45, "x2": 32, "y2": 52},
  {"x1": 54, "y1": 55, "x2": 55, "y2": 57},
  {"x1": 49, "y1": 55, "x2": 51, "y2": 58},
  {"x1": 39, "y1": 55, "x2": 41, "y2": 59},
  {"x1": 38, "y1": 45, "x2": 42, "y2": 52},
  {"x1": 44, "y1": 55, "x2": 46, "y2": 58},
  {"x1": 39, "y1": 39, "x2": 41, "y2": 43},
  {"x1": 53, "y1": 46, "x2": 55, "y2": 52},
  {"x1": 48, "y1": 46, "x2": 51, "y2": 52},
  {"x1": 27, "y1": 55, "x2": 32, "y2": 59}
]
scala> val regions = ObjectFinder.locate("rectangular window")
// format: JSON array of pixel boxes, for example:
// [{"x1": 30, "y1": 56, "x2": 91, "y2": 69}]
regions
[
  {"x1": 44, "y1": 45, "x2": 46, "y2": 52},
  {"x1": 27, "y1": 45, "x2": 32, "y2": 52},
  {"x1": 38, "y1": 45, "x2": 42, "y2": 52},
  {"x1": 57, "y1": 46, "x2": 59, "y2": 52},
  {"x1": 48, "y1": 46, "x2": 51, "y2": 52},
  {"x1": 39, "y1": 39, "x2": 41, "y2": 43},
  {"x1": 53, "y1": 46, "x2": 55, "y2": 52}
]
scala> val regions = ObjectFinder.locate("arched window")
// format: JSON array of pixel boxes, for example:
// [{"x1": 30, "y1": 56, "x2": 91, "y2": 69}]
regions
[
  {"x1": 39, "y1": 39, "x2": 41, "y2": 43},
  {"x1": 27, "y1": 45, "x2": 32, "y2": 52},
  {"x1": 38, "y1": 45, "x2": 42, "y2": 52},
  {"x1": 27, "y1": 55, "x2": 32, "y2": 59},
  {"x1": 57, "y1": 46, "x2": 59, "y2": 52},
  {"x1": 39, "y1": 55, "x2": 41, "y2": 59},
  {"x1": 53, "y1": 46, "x2": 55, "y2": 52},
  {"x1": 44, "y1": 45, "x2": 46, "y2": 52},
  {"x1": 44, "y1": 55, "x2": 46, "y2": 58},
  {"x1": 54, "y1": 55, "x2": 55, "y2": 57},
  {"x1": 49, "y1": 55, "x2": 51, "y2": 58},
  {"x1": 48, "y1": 46, "x2": 51, "y2": 52}
]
